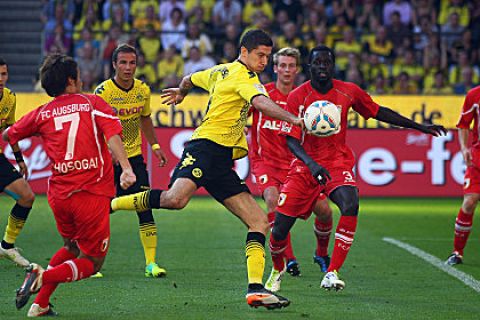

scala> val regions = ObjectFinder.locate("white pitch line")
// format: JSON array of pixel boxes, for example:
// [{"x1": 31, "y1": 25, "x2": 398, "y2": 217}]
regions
[{"x1": 383, "y1": 237, "x2": 480, "y2": 293}]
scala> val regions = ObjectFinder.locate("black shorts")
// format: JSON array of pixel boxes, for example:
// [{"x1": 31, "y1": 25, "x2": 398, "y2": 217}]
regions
[
  {"x1": 170, "y1": 139, "x2": 250, "y2": 203},
  {"x1": 114, "y1": 155, "x2": 150, "y2": 196},
  {"x1": 0, "y1": 153, "x2": 22, "y2": 191}
]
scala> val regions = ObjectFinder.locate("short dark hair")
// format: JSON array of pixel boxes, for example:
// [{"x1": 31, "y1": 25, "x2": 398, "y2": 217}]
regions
[
  {"x1": 239, "y1": 29, "x2": 273, "y2": 52},
  {"x1": 0, "y1": 57, "x2": 6, "y2": 66},
  {"x1": 112, "y1": 43, "x2": 137, "y2": 63},
  {"x1": 40, "y1": 54, "x2": 78, "y2": 97},
  {"x1": 309, "y1": 45, "x2": 336, "y2": 64}
]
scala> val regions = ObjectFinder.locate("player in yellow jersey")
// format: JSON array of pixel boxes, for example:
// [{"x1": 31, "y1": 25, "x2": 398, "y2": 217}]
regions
[
  {"x1": 111, "y1": 30, "x2": 304, "y2": 309},
  {"x1": 95, "y1": 44, "x2": 168, "y2": 278},
  {"x1": 0, "y1": 57, "x2": 35, "y2": 267}
]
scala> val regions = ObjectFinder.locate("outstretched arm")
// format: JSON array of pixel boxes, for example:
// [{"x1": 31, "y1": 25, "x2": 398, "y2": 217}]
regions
[
  {"x1": 374, "y1": 106, "x2": 447, "y2": 136},
  {"x1": 252, "y1": 95, "x2": 304, "y2": 128},
  {"x1": 286, "y1": 136, "x2": 330, "y2": 185},
  {"x1": 161, "y1": 75, "x2": 194, "y2": 105}
]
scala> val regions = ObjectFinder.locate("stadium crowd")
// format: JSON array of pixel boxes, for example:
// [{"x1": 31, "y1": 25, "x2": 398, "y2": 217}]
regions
[{"x1": 40, "y1": 0, "x2": 480, "y2": 94}]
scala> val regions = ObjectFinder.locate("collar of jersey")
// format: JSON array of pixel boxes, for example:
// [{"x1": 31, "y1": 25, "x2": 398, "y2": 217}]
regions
[{"x1": 112, "y1": 78, "x2": 134, "y2": 92}]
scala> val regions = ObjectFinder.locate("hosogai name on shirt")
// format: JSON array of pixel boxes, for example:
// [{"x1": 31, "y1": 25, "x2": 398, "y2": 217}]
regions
[
  {"x1": 40, "y1": 103, "x2": 91, "y2": 120},
  {"x1": 53, "y1": 157, "x2": 99, "y2": 174}
]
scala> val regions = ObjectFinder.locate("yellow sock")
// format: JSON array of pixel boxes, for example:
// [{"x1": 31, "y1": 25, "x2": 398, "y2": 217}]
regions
[
  {"x1": 111, "y1": 191, "x2": 150, "y2": 212},
  {"x1": 3, "y1": 214, "x2": 25, "y2": 244},
  {"x1": 139, "y1": 223, "x2": 157, "y2": 265},
  {"x1": 246, "y1": 241, "x2": 265, "y2": 285}
]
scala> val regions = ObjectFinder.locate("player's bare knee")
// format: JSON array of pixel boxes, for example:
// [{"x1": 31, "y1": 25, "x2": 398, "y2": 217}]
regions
[
  {"x1": 18, "y1": 191, "x2": 35, "y2": 207},
  {"x1": 167, "y1": 196, "x2": 188, "y2": 209}
]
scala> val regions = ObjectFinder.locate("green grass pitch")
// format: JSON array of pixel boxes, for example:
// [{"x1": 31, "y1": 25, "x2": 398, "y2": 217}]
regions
[{"x1": 0, "y1": 195, "x2": 479, "y2": 319}]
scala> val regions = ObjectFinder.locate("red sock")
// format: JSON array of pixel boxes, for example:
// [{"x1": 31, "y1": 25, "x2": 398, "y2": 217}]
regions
[
  {"x1": 328, "y1": 216, "x2": 357, "y2": 272},
  {"x1": 267, "y1": 211, "x2": 275, "y2": 228},
  {"x1": 314, "y1": 217, "x2": 332, "y2": 257},
  {"x1": 453, "y1": 209, "x2": 474, "y2": 255},
  {"x1": 283, "y1": 232, "x2": 296, "y2": 262},
  {"x1": 269, "y1": 233, "x2": 288, "y2": 271},
  {"x1": 34, "y1": 247, "x2": 78, "y2": 308}
]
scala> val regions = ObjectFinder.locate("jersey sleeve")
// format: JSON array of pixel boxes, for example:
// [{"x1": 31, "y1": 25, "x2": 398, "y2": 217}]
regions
[
  {"x1": 190, "y1": 68, "x2": 212, "y2": 91},
  {"x1": 351, "y1": 84, "x2": 380, "y2": 119},
  {"x1": 6, "y1": 93, "x2": 16, "y2": 125},
  {"x1": 93, "y1": 95, "x2": 123, "y2": 141},
  {"x1": 7, "y1": 109, "x2": 39, "y2": 146},
  {"x1": 94, "y1": 82, "x2": 107, "y2": 99},
  {"x1": 457, "y1": 90, "x2": 477, "y2": 129},
  {"x1": 141, "y1": 83, "x2": 152, "y2": 117},
  {"x1": 279, "y1": 91, "x2": 302, "y2": 140},
  {"x1": 236, "y1": 74, "x2": 268, "y2": 104}
]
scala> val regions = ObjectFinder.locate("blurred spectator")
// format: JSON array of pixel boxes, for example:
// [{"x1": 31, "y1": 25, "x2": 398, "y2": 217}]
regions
[
  {"x1": 130, "y1": 0, "x2": 158, "y2": 20},
  {"x1": 453, "y1": 67, "x2": 477, "y2": 94},
  {"x1": 449, "y1": 50, "x2": 480, "y2": 85},
  {"x1": 76, "y1": 42, "x2": 101, "y2": 91},
  {"x1": 44, "y1": 3, "x2": 74, "y2": 36},
  {"x1": 328, "y1": 14, "x2": 352, "y2": 44},
  {"x1": 345, "y1": 66, "x2": 364, "y2": 88},
  {"x1": 41, "y1": 0, "x2": 75, "y2": 26},
  {"x1": 185, "y1": 0, "x2": 215, "y2": 25},
  {"x1": 334, "y1": 29, "x2": 361, "y2": 74},
  {"x1": 364, "y1": 26, "x2": 394, "y2": 62},
  {"x1": 470, "y1": 0, "x2": 480, "y2": 52},
  {"x1": 102, "y1": 4, "x2": 131, "y2": 33},
  {"x1": 275, "y1": 22, "x2": 305, "y2": 55},
  {"x1": 392, "y1": 50, "x2": 424, "y2": 84},
  {"x1": 73, "y1": 0, "x2": 100, "y2": 23},
  {"x1": 306, "y1": 26, "x2": 334, "y2": 51},
  {"x1": 161, "y1": 8, "x2": 186, "y2": 51},
  {"x1": 182, "y1": 23, "x2": 213, "y2": 58},
  {"x1": 423, "y1": 71, "x2": 453, "y2": 94},
  {"x1": 159, "y1": 0, "x2": 186, "y2": 23},
  {"x1": 74, "y1": 27, "x2": 101, "y2": 58},
  {"x1": 74, "y1": 7, "x2": 103, "y2": 41},
  {"x1": 273, "y1": 0, "x2": 303, "y2": 24},
  {"x1": 412, "y1": 15, "x2": 438, "y2": 51},
  {"x1": 441, "y1": 12, "x2": 465, "y2": 48},
  {"x1": 423, "y1": 53, "x2": 448, "y2": 89},
  {"x1": 218, "y1": 41, "x2": 238, "y2": 64},
  {"x1": 135, "y1": 53, "x2": 157, "y2": 86},
  {"x1": 393, "y1": 72, "x2": 419, "y2": 94},
  {"x1": 368, "y1": 74, "x2": 392, "y2": 94},
  {"x1": 356, "y1": 0, "x2": 382, "y2": 33},
  {"x1": 326, "y1": 0, "x2": 355, "y2": 26},
  {"x1": 138, "y1": 25, "x2": 161, "y2": 63},
  {"x1": 383, "y1": 0, "x2": 413, "y2": 26},
  {"x1": 301, "y1": 10, "x2": 327, "y2": 36},
  {"x1": 45, "y1": 23, "x2": 72, "y2": 55},
  {"x1": 386, "y1": 11, "x2": 411, "y2": 48},
  {"x1": 244, "y1": 11, "x2": 272, "y2": 35},
  {"x1": 183, "y1": 46, "x2": 216, "y2": 76},
  {"x1": 361, "y1": 53, "x2": 389, "y2": 85},
  {"x1": 133, "y1": 4, "x2": 162, "y2": 33},
  {"x1": 411, "y1": 0, "x2": 437, "y2": 27},
  {"x1": 214, "y1": 23, "x2": 241, "y2": 56},
  {"x1": 157, "y1": 46, "x2": 184, "y2": 89},
  {"x1": 272, "y1": 10, "x2": 289, "y2": 35},
  {"x1": 101, "y1": 25, "x2": 129, "y2": 79},
  {"x1": 242, "y1": 0, "x2": 274, "y2": 25},
  {"x1": 186, "y1": 5, "x2": 208, "y2": 29},
  {"x1": 438, "y1": 0, "x2": 469, "y2": 27},
  {"x1": 103, "y1": 0, "x2": 130, "y2": 21},
  {"x1": 212, "y1": 0, "x2": 242, "y2": 31}
]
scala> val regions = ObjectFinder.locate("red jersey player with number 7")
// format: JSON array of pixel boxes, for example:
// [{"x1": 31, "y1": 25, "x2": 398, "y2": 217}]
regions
[{"x1": 3, "y1": 54, "x2": 136, "y2": 317}]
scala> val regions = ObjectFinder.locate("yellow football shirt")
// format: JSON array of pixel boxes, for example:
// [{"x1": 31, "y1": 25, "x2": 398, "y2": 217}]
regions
[
  {"x1": 0, "y1": 88, "x2": 16, "y2": 153},
  {"x1": 190, "y1": 60, "x2": 268, "y2": 159},
  {"x1": 95, "y1": 78, "x2": 151, "y2": 158}
]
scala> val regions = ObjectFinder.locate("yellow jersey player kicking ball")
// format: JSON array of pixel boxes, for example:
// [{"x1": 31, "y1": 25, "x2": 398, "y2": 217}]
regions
[
  {"x1": 111, "y1": 30, "x2": 304, "y2": 309},
  {"x1": 95, "y1": 44, "x2": 168, "y2": 278}
]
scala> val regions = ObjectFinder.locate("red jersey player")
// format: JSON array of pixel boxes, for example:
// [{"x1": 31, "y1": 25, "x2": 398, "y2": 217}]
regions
[
  {"x1": 249, "y1": 48, "x2": 332, "y2": 287},
  {"x1": 445, "y1": 85, "x2": 480, "y2": 266},
  {"x1": 3, "y1": 54, "x2": 136, "y2": 317},
  {"x1": 270, "y1": 46, "x2": 446, "y2": 291}
]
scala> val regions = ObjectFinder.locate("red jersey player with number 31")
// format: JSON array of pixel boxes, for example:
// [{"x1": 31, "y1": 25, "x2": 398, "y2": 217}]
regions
[
  {"x1": 249, "y1": 48, "x2": 333, "y2": 291},
  {"x1": 3, "y1": 54, "x2": 136, "y2": 317},
  {"x1": 269, "y1": 46, "x2": 447, "y2": 292}
]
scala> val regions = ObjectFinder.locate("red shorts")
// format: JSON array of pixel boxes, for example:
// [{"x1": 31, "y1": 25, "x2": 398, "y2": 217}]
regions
[
  {"x1": 252, "y1": 162, "x2": 289, "y2": 194},
  {"x1": 464, "y1": 165, "x2": 480, "y2": 194},
  {"x1": 48, "y1": 191, "x2": 111, "y2": 257},
  {"x1": 276, "y1": 167, "x2": 356, "y2": 220}
]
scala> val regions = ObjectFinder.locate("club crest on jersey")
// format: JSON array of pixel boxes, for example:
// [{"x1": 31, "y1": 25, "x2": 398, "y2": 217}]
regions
[
  {"x1": 278, "y1": 193, "x2": 287, "y2": 206},
  {"x1": 464, "y1": 178, "x2": 471, "y2": 189},
  {"x1": 101, "y1": 238, "x2": 109, "y2": 252},
  {"x1": 254, "y1": 84, "x2": 266, "y2": 94},
  {"x1": 192, "y1": 168, "x2": 203, "y2": 178}
]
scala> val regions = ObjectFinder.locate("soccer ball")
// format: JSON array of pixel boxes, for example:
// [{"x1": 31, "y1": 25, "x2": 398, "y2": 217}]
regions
[{"x1": 303, "y1": 100, "x2": 341, "y2": 137}]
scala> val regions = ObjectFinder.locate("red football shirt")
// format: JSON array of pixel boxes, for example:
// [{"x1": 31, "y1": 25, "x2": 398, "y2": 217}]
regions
[
  {"x1": 8, "y1": 93, "x2": 122, "y2": 199},
  {"x1": 457, "y1": 85, "x2": 480, "y2": 150},
  {"x1": 249, "y1": 82, "x2": 294, "y2": 170},
  {"x1": 280, "y1": 79, "x2": 380, "y2": 170}
]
